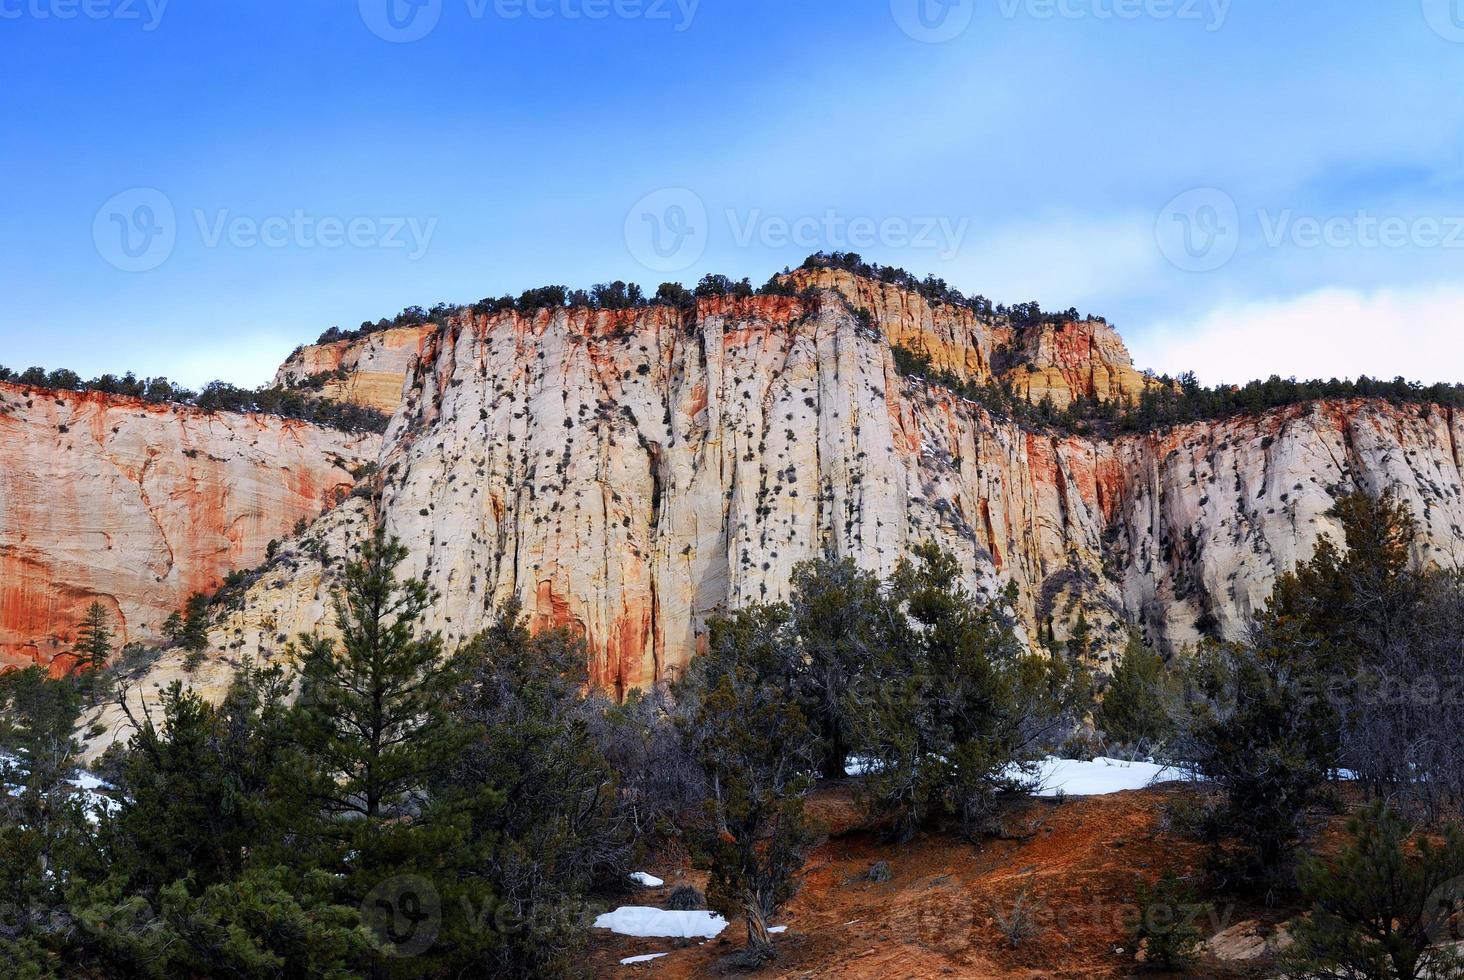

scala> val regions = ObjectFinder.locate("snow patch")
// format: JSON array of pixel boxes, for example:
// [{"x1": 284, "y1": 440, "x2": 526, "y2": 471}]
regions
[
  {"x1": 620, "y1": 952, "x2": 668, "y2": 965},
  {"x1": 846, "y1": 755, "x2": 1183, "y2": 796},
  {"x1": 1020, "y1": 757, "x2": 1182, "y2": 796},
  {"x1": 595, "y1": 907, "x2": 728, "y2": 939},
  {"x1": 628, "y1": 872, "x2": 664, "y2": 888}
]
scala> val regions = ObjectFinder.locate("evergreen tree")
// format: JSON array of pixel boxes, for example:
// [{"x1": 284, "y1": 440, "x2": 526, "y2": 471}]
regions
[
  {"x1": 437, "y1": 600, "x2": 632, "y2": 976},
  {"x1": 179, "y1": 593, "x2": 211, "y2": 654},
  {"x1": 288, "y1": 534, "x2": 494, "y2": 973},
  {"x1": 680, "y1": 661, "x2": 817, "y2": 965},
  {"x1": 1097, "y1": 634, "x2": 1173, "y2": 754},
  {"x1": 786, "y1": 558, "x2": 889, "y2": 780},
  {"x1": 74, "y1": 602, "x2": 112, "y2": 673},
  {"x1": 1282, "y1": 802, "x2": 1464, "y2": 980},
  {"x1": 290, "y1": 533, "x2": 466, "y2": 832},
  {"x1": 105, "y1": 660, "x2": 297, "y2": 893},
  {"x1": 0, "y1": 668, "x2": 86, "y2": 924},
  {"x1": 850, "y1": 544, "x2": 1083, "y2": 840}
]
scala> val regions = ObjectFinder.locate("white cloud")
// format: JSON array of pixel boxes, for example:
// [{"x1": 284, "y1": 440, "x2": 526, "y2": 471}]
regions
[{"x1": 1133, "y1": 284, "x2": 1464, "y2": 387}]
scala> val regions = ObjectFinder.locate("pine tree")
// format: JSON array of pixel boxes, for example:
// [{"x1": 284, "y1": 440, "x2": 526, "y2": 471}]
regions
[
  {"x1": 74, "y1": 602, "x2": 112, "y2": 672},
  {"x1": 291, "y1": 533, "x2": 468, "y2": 832},
  {"x1": 288, "y1": 534, "x2": 493, "y2": 973},
  {"x1": 1283, "y1": 802, "x2": 1464, "y2": 980},
  {"x1": 1097, "y1": 634, "x2": 1172, "y2": 754},
  {"x1": 438, "y1": 600, "x2": 631, "y2": 976},
  {"x1": 851, "y1": 543, "x2": 1083, "y2": 840}
]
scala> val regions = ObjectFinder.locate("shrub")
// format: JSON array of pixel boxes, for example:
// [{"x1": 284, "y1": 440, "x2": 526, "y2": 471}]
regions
[
  {"x1": 1282, "y1": 802, "x2": 1464, "y2": 980},
  {"x1": 1128, "y1": 871, "x2": 1209, "y2": 971},
  {"x1": 666, "y1": 885, "x2": 706, "y2": 911}
]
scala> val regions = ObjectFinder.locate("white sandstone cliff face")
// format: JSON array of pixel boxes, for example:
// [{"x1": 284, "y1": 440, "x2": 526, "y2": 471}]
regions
[
  {"x1": 0, "y1": 383, "x2": 380, "y2": 670},
  {"x1": 202, "y1": 284, "x2": 1464, "y2": 699}
]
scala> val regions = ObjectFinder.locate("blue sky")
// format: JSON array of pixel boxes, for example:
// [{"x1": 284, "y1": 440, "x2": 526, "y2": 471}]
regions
[{"x1": 4, "y1": 0, "x2": 1464, "y2": 387}]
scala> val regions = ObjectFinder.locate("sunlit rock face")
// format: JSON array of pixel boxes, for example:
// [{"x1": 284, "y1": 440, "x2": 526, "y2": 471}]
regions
[
  {"x1": 0, "y1": 382, "x2": 379, "y2": 671},
  {"x1": 203, "y1": 278, "x2": 1464, "y2": 698},
  {"x1": 274, "y1": 324, "x2": 437, "y2": 414}
]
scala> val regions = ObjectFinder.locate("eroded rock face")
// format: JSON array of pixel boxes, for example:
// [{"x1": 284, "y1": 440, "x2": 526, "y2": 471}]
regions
[
  {"x1": 0, "y1": 383, "x2": 380, "y2": 670},
  {"x1": 274, "y1": 324, "x2": 436, "y2": 413},
  {"x1": 204, "y1": 285, "x2": 1464, "y2": 699}
]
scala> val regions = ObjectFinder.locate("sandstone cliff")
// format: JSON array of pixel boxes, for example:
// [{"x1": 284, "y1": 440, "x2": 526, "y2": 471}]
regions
[
  {"x1": 0, "y1": 383, "x2": 380, "y2": 670},
  {"x1": 274, "y1": 324, "x2": 436, "y2": 413},
  {"x1": 197, "y1": 281, "x2": 1464, "y2": 700}
]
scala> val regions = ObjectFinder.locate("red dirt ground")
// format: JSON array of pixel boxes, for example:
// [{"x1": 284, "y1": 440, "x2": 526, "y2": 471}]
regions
[{"x1": 587, "y1": 782, "x2": 1293, "y2": 978}]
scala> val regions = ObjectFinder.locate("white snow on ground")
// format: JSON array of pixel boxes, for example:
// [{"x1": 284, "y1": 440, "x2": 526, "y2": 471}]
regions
[
  {"x1": 595, "y1": 907, "x2": 728, "y2": 939},
  {"x1": 1020, "y1": 757, "x2": 1182, "y2": 796},
  {"x1": 846, "y1": 755, "x2": 1183, "y2": 796},
  {"x1": 769, "y1": 926, "x2": 787, "y2": 933},
  {"x1": 620, "y1": 952, "x2": 668, "y2": 965},
  {"x1": 628, "y1": 872, "x2": 664, "y2": 887}
]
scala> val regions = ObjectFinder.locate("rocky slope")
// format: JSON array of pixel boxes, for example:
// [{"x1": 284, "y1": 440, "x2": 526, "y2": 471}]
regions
[
  {"x1": 0, "y1": 382, "x2": 379, "y2": 670},
  {"x1": 196, "y1": 274, "x2": 1464, "y2": 699}
]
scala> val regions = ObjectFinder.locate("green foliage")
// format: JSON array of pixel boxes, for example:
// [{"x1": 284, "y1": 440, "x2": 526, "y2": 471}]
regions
[
  {"x1": 437, "y1": 600, "x2": 633, "y2": 976},
  {"x1": 74, "y1": 602, "x2": 113, "y2": 673},
  {"x1": 290, "y1": 533, "x2": 468, "y2": 830},
  {"x1": 682, "y1": 662, "x2": 817, "y2": 964},
  {"x1": 1097, "y1": 634, "x2": 1174, "y2": 754},
  {"x1": 177, "y1": 592, "x2": 211, "y2": 654},
  {"x1": 851, "y1": 543, "x2": 1085, "y2": 841},
  {"x1": 1282, "y1": 802, "x2": 1464, "y2": 980},
  {"x1": 105, "y1": 661, "x2": 297, "y2": 892},
  {"x1": 5, "y1": 366, "x2": 388, "y2": 433},
  {"x1": 1128, "y1": 870, "x2": 1209, "y2": 971},
  {"x1": 66, "y1": 866, "x2": 373, "y2": 979},
  {"x1": 0, "y1": 668, "x2": 87, "y2": 925}
]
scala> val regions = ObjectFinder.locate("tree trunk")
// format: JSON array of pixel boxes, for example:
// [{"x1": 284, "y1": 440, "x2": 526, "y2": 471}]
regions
[{"x1": 742, "y1": 904, "x2": 776, "y2": 965}]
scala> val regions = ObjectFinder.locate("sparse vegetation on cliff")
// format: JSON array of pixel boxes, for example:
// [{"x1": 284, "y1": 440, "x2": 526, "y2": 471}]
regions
[
  {"x1": 0, "y1": 364, "x2": 390, "y2": 433},
  {"x1": 890, "y1": 341, "x2": 1464, "y2": 435}
]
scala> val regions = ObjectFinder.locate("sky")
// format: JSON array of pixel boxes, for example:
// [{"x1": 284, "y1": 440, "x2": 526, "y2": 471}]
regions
[{"x1": 3, "y1": 0, "x2": 1464, "y2": 389}]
